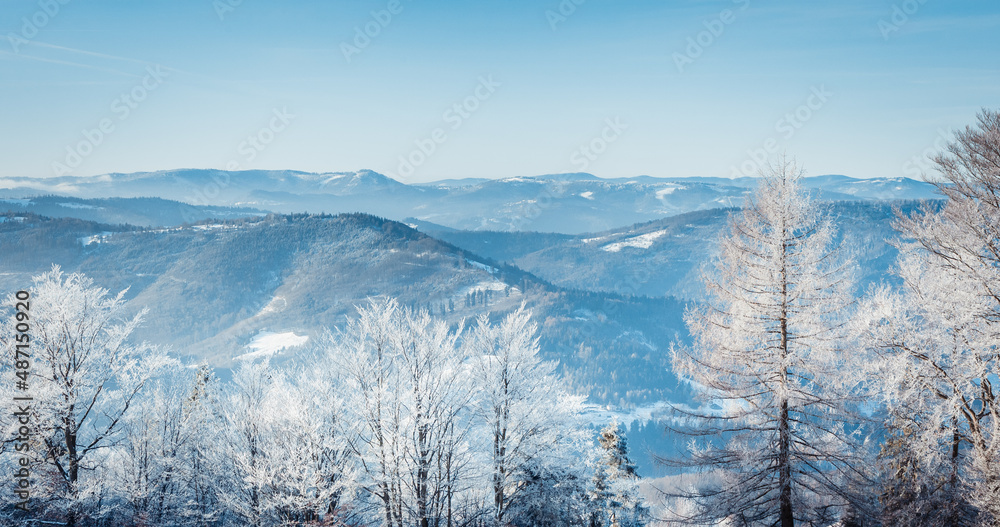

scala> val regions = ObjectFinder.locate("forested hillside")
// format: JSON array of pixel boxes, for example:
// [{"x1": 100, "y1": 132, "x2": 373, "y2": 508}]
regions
[{"x1": 0, "y1": 211, "x2": 688, "y2": 408}]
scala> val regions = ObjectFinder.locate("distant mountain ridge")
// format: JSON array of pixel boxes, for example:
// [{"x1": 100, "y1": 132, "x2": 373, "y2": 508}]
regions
[
  {"x1": 423, "y1": 200, "x2": 932, "y2": 302},
  {"x1": 0, "y1": 169, "x2": 942, "y2": 233}
]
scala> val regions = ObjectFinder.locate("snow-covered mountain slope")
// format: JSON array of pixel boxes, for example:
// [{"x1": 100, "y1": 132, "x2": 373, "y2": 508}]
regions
[
  {"x1": 0, "y1": 195, "x2": 263, "y2": 227},
  {"x1": 422, "y1": 200, "x2": 934, "y2": 302},
  {"x1": 0, "y1": 211, "x2": 689, "y2": 408},
  {"x1": 0, "y1": 170, "x2": 941, "y2": 233}
]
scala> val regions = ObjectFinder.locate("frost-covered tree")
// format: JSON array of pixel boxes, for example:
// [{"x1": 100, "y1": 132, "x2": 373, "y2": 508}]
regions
[
  {"x1": 221, "y1": 359, "x2": 273, "y2": 527},
  {"x1": 220, "y1": 358, "x2": 352, "y2": 527},
  {"x1": 114, "y1": 378, "x2": 190, "y2": 526},
  {"x1": 177, "y1": 364, "x2": 226, "y2": 526},
  {"x1": 670, "y1": 160, "x2": 863, "y2": 526},
  {"x1": 0, "y1": 266, "x2": 172, "y2": 527},
  {"x1": 591, "y1": 421, "x2": 646, "y2": 527},
  {"x1": 468, "y1": 306, "x2": 588, "y2": 527},
  {"x1": 855, "y1": 109, "x2": 1000, "y2": 524},
  {"x1": 331, "y1": 299, "x2": 477, "y2": 527}
]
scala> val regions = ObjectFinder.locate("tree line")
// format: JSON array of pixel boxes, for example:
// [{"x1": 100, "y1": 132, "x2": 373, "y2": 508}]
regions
[{"x1": 0, "y1": 276, "x2": 647, "y2": 527}]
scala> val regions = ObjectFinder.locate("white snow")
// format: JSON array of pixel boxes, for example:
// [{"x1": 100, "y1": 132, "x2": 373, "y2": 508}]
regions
[
  {"x1": 59, "y1": 202, "x2": 98, "y2": 209},
  {"x1": 463, "y1": 280, "x2": 510, "y2": 297},
  {"x1": 467, "y1": 260, "x2": 497, "y2": 273},
  {"x1": 582, "y1": 235, "x2": 611, "y2": 244},
  {"x1": 1, "y1": 199, "x2": 31, "y2": 206},
  {"x1": 79, "y1": 231, "x2": 114, "y2": 246},
  {"x1": 235, "y1": 331, "x2": 309, "y2": 361},
  {"x1": 192, "y1": 223, "x2": 237, "y2": 231},
  {"x1": 655, "y1": 185, "x2": 684, "y2": 198},
  {"x1": 579, "y1": 191, "x2": 594, "y2": 200},
  {"x1": 601, "y1": 230, "x2": 668, "y2": 252},
  {"x1": 257, "y1": 296, "x2": 287, "y2": 316}
]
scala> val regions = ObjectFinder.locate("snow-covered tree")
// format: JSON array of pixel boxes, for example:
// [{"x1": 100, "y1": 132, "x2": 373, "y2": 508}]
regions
[
  {"x1": 177, "y1": 364, "x2": 226, "y2": 526},
  {"x1": 467, "y1": 306, "x2": 589, "y2": 527},
  {"x1": 330, "y1": 299, "x2": 477, "y2": 527},
  {"x1": 0, "y1": 266, "x2": 173, "y2": 527},
  {"x1": 670, "y1": 159, "x2": 863, "y2": 526},
  {"x1": 221, "y1": 359, "x2": 273, "y2": 527},
  {"x1": 220, "y1": 357, "x2": 353, "y2": 527},
  {"x1": 855, "y1": 108, "x2": 1000, "y2": 524},
  {"x1": 114, "y1": 378, "x2": 190, "y2": 525},
  {"x1": 591, "y1": 421, "x2": 647, "y2": 527}
]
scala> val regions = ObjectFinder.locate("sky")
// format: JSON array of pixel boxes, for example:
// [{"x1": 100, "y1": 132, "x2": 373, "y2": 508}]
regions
[{"x1": 1, "y1": 0, "x2": 998, "y2": 183}]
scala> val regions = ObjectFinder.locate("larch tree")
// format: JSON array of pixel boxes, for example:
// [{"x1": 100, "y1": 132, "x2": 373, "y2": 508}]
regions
[
  {"x1": 670, "y1": 159, "x2": 863, "y2": 526},
  {"x1": 855, "y1": 108, "x2": 1000, "y2": 524}
]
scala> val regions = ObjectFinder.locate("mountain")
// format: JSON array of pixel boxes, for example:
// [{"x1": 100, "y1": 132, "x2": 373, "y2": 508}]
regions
[
  {"x1": 420, "y1": 200, "x2": 935, "y2": 302},
  {"x1": 0, "y1": 170, "x2": 941, "y2": 233},
  {"x1": 0, "y1": 211, "x2": 690, "y2": 410},
  {"x1": 0, "y1": 196, "x2": 263, "y2": 227}
]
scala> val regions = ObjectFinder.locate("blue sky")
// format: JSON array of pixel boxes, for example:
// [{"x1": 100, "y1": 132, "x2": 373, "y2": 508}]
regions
[{"x1": 1, "y1": 0, "x2": 998, "y2": 183}]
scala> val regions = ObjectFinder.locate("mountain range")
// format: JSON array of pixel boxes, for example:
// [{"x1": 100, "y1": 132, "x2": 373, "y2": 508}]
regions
[
  {"x1": 0, "y1": 169, "x2": 940, "y2": 233},
  {"x1": 0, "y1": 170, "x2": 942, "y2": 475}
]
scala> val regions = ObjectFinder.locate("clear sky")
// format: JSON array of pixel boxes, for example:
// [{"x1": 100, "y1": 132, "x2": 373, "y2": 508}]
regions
[{"x1": 1, "y1": 0, "x2": 998, "y2": 183}]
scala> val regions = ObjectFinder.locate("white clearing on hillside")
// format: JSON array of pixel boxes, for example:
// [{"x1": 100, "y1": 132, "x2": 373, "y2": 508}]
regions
[
  {"x1": 79, "y1": 232, "x2": 115, "y2": 246},
  {"x1": 602, "y1": 230, "x2": 669, "y2": 252},
  {"x1": 235, "y1": 331, "x2": 309, "y2": 361},
  {"x1": 256, "y1": 296, "x2": 287, "y2": 316},
  {"x1": 655, "y1": 185, "x2": 684, "y2": 198}
]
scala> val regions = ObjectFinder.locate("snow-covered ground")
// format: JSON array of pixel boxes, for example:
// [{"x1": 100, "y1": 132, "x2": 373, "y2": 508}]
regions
[
  {"x1": 79, "y1": 231, "x2": 115, "y2": 246},
  {"x1": 234, "y1": 331, "x2": 309, "y2": 361},
  {"x1": 602, "y1": 230, "x2": 669, "y2": 252}
]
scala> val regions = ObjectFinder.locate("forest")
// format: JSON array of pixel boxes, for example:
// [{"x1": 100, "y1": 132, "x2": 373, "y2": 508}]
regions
[{"x1": 0, "y1": 109, "x2": 998, "y2": 526}]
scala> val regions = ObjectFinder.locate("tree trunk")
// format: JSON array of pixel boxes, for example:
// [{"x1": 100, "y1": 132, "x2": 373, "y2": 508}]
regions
[
  {"x1": 66, "y1": 415, "x2": 79, "y2": 527},
  {"x1": 778, "y1": 236, "x2": 794, "y2": 527},
  {"x1": 778, "y1": 396, "x2": 793, "y2": 527}
]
